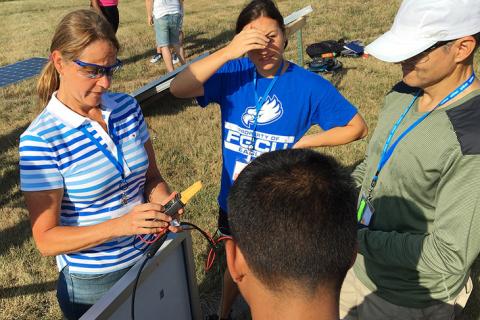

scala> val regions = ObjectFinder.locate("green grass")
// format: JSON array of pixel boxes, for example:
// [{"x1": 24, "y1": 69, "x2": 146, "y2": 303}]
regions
[{"x1": 0, "y1": 0, "x2": 479, "y2": 319}]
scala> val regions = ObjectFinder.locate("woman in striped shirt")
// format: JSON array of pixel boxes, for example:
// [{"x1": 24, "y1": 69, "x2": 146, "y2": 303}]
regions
[{"x1": 19, "y1": 9, "x2": 180, "y2": 319}]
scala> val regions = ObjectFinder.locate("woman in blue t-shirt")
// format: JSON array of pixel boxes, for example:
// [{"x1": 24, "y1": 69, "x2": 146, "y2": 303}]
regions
[{"x1": 170, "y1": 1, "x2": 367, "y2": 318}]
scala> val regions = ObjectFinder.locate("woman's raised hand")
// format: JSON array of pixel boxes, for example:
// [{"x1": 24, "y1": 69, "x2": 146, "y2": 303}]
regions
[{"x1": 224, "y1": 28, "x2": 269, "y2": 60}]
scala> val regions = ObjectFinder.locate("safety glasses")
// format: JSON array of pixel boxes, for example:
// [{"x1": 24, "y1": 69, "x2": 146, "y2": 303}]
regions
[{"x1": 74, "y1": 59, "x2": 123, "y2": 79}]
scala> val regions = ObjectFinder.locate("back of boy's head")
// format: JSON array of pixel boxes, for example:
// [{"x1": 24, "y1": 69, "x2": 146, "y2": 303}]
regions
[{"x1": 228, "y1": 149, "x2": 357, "y2": 295}]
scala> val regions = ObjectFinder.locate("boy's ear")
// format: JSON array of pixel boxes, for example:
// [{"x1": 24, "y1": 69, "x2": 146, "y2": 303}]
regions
[{"x1": 225, "y1": 239, "x2": 249, "y2": 283}]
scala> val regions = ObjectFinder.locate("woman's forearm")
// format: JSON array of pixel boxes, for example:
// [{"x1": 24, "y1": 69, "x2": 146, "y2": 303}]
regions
[
  {"x1": 26, "y1": 189, "x2": 123, "y2": 256},
  {"x1": 34, "y1": 220, "x2": 123, "y2": 256},
  {"x1": 143, "y1": 139, "x2": 172, "y2": 204},
  {"x1": 170, "y1": 47, "x2": 231, "y2": 98},
  {"x1": 145, "y1": 179, "x2": 171, "y2": 204},
  {"x1": 27, "y1": 185, "x2": 171, "y2": 257}
]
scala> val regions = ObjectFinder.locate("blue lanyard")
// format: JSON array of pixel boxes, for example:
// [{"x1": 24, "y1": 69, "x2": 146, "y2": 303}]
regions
[
  {"x1": 79, "y1": 124, "x2": 125, "y2": 179},
  {"x1": 249, "y1": 60, "x2": 284, "y2": 151},
  {"x1": 367, "y1": 73, "x2": 476, "y2": 197}
]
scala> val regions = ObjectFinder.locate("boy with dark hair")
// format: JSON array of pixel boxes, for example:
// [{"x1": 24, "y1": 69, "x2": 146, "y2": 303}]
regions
[{"x1": 225, "y1": 149, "x2": 357, "y2": 320}]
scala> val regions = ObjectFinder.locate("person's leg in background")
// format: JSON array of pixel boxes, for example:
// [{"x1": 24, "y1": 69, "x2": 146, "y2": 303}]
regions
[
  {"x1": 153, "y1": 15, "x2": 174, "y2": 71},
  {"x1": 177, "y1": 30, "x2": 185, "y2": 61},
  {"x1": 175, "y1": 12, "x2": 185, "y2": 64},
  {"x1": 99, "y1": 5, "x2": 119, "y2": 33},
  {"x1": 171, "y1": 44, "x2": 185, "y2": 65},
  {"x1": 171, "y1": 30, "x2": 184, "y2": 65},
  {"x1": 167, "y1": 13, "x2": 186, "y2": 67},
  {"x1": 160, "y1": 45, "x2": 174, "y2": 72}
]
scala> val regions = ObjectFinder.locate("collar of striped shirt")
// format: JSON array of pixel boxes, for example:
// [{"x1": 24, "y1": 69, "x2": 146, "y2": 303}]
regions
[{"x1": 47, "y1": 91, "x2": 114, "y2": 129}]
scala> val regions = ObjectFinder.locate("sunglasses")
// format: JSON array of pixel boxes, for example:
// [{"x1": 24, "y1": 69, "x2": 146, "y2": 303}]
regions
[
  {"x1": 74, "y1": 59, "x2": 123, "y2": 79},
  {"x1": 403, "y1": 41, "x2": 452, "y2": 64},
  {"x1": 423, "y1": 41, "x2": 452, "y2": 53}
]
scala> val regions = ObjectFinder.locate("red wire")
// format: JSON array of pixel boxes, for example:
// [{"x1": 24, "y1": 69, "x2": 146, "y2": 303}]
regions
[
  {"x1": 136, "y1": 228, "x2": 167, "y2": 244},
  {"x1": 135, "y1": 224, "x2": 232, "y2": 271},
  {"x1": 205, "y1": 235, "x2": 232, "y2": 271}
]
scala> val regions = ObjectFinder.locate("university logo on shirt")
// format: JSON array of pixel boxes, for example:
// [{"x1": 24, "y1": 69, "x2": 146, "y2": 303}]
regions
[{"x1": 241, "y1": 95, "x2": 283, "y2": 128}]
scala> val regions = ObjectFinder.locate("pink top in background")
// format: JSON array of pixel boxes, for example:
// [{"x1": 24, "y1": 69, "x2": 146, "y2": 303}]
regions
[{"x1": 98, "y1": 0, "x2": 118, "y2": 6}]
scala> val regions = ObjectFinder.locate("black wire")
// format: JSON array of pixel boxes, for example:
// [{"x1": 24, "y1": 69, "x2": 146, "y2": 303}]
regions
[
  {"x1": 131, "y1": 255, "x2": 148, "y2": 320},
  {"x1": 180, "y1": 221, "x2": 217, "y2": 248},
  {"x1": 131, "y1": 232, "x2": 168, "y2": 320},
  {"x1": 130, "y1": 222, "x2": 217, "y2": 319}
]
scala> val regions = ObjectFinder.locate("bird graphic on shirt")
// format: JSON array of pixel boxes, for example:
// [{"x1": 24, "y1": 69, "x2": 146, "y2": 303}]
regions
[{"x1": 241, "y1": 95, "x2": 284, "y2": 128}]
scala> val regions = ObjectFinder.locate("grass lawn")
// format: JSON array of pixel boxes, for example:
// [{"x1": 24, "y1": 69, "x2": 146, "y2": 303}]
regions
[{"x1": 0, "y1": 0, "x2": 479, "y2": 319}]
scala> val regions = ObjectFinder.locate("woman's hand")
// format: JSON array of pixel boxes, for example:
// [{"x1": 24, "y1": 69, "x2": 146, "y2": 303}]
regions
[
  {"x1": 25, "y1": 189, "x2": 181, "y2": 256},
  {"x1": 158, "y1": 191, "x2": 184, "y2": 231},
  {"x1": 141, "y1": 139, "x2": 182, "y2": 233},
  {"x1": 114, "y1": 203, "x2": 176, "y2": 236},
  {"x1": 223, "y1": 28, "x2": 269, "y2": 61},
  {"x1": 171, "y1": 27, "x2": 269, "y2": 98}
]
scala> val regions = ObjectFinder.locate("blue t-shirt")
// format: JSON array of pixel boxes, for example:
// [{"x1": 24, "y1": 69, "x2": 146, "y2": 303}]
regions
[{"x1": 197, "y1": 58, "x2": 357, "y2": 211}]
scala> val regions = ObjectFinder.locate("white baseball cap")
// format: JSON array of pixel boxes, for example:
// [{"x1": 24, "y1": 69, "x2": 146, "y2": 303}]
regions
[{"x1": 365, "y1": 0, "x2": 480, "y2": 63}]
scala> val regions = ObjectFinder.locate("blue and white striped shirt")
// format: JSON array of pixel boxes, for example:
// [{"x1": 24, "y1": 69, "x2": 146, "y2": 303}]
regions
[{"x1": 20, "y1": 92, "x2": 153, "y2": 274}]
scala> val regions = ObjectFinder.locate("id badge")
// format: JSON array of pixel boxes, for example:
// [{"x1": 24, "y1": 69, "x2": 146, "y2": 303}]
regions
[
  {"x1": 357, "y1": 193, "x2": 374, "y2": 226},
  {"x1": 232, "y1": 160, "x2": 249, "y2": 181}
]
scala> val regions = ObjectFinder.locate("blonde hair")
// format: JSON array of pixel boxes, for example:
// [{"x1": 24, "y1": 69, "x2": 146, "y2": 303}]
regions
[{"x1": 37, "y1": 9, "x2": 120, "y2": 107}]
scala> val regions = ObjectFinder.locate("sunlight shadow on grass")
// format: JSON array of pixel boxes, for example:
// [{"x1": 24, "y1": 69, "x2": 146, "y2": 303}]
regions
[
  {"x1": 140, "y1": 92, "x2": 196, "y2": 117},
  {"x1": 184, "y1": 30, "x2": 234, "y2": 56},
  {"x1": 0, "y1": 125, "x2": 28, "y2": 208},
  {"x1": 0, "y1": 280, "x2": 56, "y2": 299},
  {"x1": 0, "y1": 124, "x2": 27, "y2": 151},
  {"x1": 121, "y1": 49, "x2": 156, "y2": 66},
  {"x1": 0, "y1": 218, "x2": 30, "y2": 256},
  {"x1": 326, "y1": 66, "x2": 357, "y2": 90}
]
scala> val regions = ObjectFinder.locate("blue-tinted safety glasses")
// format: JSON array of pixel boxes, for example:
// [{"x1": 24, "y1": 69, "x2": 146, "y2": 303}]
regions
[{"x1": 74, "y1": 59, "x2": 122, "y2": 79}]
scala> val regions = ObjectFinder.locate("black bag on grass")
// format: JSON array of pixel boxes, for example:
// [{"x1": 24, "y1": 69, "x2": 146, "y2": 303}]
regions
[
  {"x1": 306, "y1": 39, "x2": 365, "y2": 58},
  {"x1": 306, "y1": 40, "x2": 345, "y2": 58}
]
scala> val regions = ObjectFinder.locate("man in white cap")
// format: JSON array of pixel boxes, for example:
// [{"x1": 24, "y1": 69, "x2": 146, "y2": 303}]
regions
[{"x1": 340, "y1": 0, "x2": 480, "y2": 318}]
